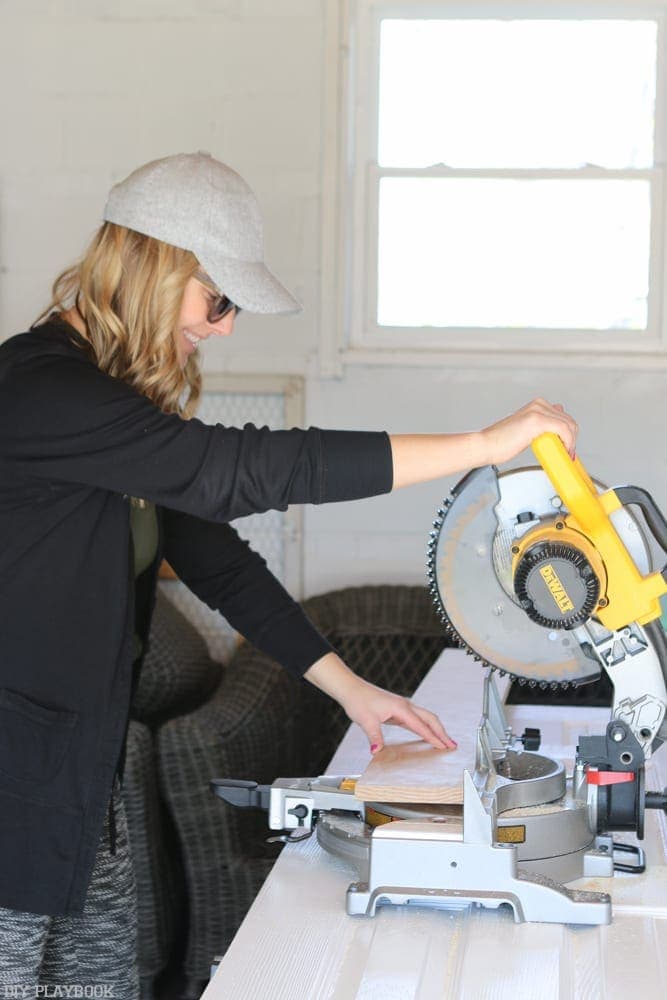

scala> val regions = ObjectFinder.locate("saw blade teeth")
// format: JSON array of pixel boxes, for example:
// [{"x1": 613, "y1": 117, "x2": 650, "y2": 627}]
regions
[
  {"x1": 427, "y1": 490, "x2": 535, "y2": 682},
  {"x1": 425, "y1": 490, "x2": 599, "y2": 689}
]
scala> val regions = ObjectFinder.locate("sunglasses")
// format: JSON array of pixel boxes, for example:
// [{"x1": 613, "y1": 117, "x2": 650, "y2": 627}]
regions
[
  {"x1": 207, "y1": 294, "x2": 242, "y2": 324},
  {"x1": 195, "y1": 270, "x2": 242, "y2": 324}
]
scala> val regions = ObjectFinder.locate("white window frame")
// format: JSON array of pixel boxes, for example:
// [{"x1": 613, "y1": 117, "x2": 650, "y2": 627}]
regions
[{"x1": 320, "y1": 0, "x2": 667, "y2": 372}]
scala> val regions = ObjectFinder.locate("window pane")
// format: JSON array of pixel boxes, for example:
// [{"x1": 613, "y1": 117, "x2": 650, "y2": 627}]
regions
[
  {"x1": 377, "y1": 178, "x2": 650, "y2": 329},
  {"x1": 379, "y1": 19, "x2": 657, "y2": 169}
]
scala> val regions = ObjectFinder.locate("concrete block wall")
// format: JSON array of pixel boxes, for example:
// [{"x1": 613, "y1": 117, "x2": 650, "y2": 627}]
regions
[{"x1": 1, "y1": 1, "x2": 665, "y2": 601}]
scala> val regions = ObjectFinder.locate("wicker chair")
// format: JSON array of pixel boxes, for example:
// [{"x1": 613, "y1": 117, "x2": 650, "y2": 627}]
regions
[
  {"x1": 121, "y1": 591, "x2": 223, "y2": 999},
  {"x1": 156, "y1": 584, "x2": 450, "y2": 998},
  {"x1": 131, "y1": 589, "x2": 223, "y2": 728}
]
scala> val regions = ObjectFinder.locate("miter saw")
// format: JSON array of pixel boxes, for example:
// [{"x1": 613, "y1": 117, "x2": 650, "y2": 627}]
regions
[{"x1": 212, "y1": 433, "x2": 667, "y2": 925}]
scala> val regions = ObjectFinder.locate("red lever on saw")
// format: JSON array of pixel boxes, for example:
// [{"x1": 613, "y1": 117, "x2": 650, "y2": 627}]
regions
[{"x1": 586, "y1": 770, "x2": 635, "y2": 786}]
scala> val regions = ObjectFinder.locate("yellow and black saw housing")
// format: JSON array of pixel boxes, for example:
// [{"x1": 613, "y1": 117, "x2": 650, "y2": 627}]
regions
[
  {"x1": 514, "y1": 434, "x2": 667, "y2": 632},
  {"x1": 427, "y1": 433, "x2": 667, "y2": 687}
]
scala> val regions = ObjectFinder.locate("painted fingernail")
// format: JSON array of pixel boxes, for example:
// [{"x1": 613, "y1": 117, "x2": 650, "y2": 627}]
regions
[{"x1": 370, "y1": 743, "x2": 379, "y2": 753}]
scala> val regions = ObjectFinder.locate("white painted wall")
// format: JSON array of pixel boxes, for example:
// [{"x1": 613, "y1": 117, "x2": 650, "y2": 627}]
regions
[
  {"x1": 0, "y1": 0, "x2": 323, "y2": 372},
  {"x1": 1, "y1": 1, "x2": 664, "y2": 600}
]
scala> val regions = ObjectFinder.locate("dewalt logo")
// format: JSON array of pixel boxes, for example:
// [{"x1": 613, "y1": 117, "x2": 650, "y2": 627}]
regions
[{"x1": 539, "y1": 564, "x2": 575, "y2": 614}]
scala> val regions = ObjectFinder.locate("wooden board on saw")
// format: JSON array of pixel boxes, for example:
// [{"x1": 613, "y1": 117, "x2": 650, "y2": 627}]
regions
[{"x1": 354, "y1": 739, "x2": 469, "y2": 804}]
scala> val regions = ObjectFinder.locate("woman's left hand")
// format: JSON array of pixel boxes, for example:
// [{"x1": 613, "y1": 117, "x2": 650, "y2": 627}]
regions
[
  {"x1": 304, "y1": 652, "x2": 457, "y2": 754},
  {"x1": 340, "y1": 676, "x2": 456, "y2": 753}
]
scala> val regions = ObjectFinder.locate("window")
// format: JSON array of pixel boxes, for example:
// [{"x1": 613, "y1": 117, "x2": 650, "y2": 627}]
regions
[{"x1": 337, "y1": 2, "x2": 667, "y2": 363}]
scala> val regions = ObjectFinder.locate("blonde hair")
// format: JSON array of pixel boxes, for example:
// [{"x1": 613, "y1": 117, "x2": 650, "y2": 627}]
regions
[{"x1": 34, "y1": 222, "x2": 202, "y2": 417}]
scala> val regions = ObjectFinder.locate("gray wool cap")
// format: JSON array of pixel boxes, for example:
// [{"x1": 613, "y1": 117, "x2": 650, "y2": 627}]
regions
[{"x1": 103, "y1": 152, "x2": 301, "y2": 315}]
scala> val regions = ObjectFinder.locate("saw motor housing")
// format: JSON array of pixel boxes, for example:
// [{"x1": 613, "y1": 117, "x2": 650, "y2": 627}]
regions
[
  {"x1": 512, "y1": 433, "x2": 667, "y2": 632},
  {"x1": 512, "y1": 522, "x2": 604, "y2": 630}
]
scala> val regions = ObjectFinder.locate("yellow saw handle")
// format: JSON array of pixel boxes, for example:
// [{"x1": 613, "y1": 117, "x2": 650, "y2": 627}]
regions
[{"x1": 531, "y1": 433, "x2": 667, "y2": 629}]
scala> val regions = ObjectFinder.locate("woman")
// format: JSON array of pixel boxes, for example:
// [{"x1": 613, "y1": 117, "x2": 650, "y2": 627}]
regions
[{"x1": 0, "y1": 152, "x2": 577, "y2": 995}]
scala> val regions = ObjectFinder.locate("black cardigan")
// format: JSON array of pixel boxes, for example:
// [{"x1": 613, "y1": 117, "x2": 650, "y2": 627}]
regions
[{"x1": 0, "y1": 320, "x2": 393, "y2": 916}]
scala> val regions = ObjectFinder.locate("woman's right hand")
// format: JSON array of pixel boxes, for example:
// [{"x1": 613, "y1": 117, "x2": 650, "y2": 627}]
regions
[
  {"x1": 478, "y1": 398, "x2": 578, "y2": 466},
  {"x1": 389, "y1": 398, "x2": 579, "y2": 490}
]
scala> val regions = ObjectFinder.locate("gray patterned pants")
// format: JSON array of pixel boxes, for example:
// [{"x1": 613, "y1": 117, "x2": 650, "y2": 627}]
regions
[{"x1": 0, "y1": 778, "x2": 139, "y2": 999}]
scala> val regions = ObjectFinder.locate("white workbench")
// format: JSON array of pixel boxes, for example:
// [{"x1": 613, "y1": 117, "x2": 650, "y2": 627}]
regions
[{"x1": 203, "y1": 649, "x2": 667, "y2": 999}]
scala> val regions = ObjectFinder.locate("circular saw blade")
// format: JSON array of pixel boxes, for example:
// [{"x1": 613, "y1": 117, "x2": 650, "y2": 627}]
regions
[{"x1": 427, "y1": 464, "x2": 650, "y2": 687}]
